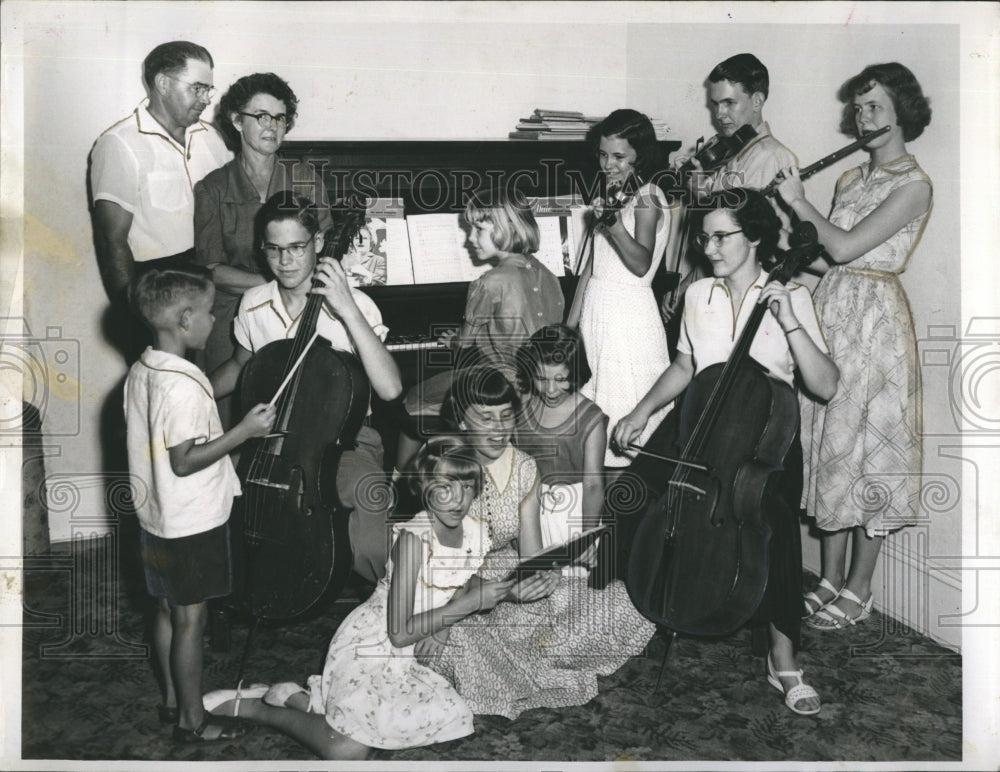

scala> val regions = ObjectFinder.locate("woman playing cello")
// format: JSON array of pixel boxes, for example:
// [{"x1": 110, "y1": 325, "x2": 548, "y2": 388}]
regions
[{"x1": 611, "y1": 189, "x2": 838, "y2": 715}]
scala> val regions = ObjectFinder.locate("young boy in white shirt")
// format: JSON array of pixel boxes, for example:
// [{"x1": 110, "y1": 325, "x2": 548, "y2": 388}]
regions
[{"x1": 125, "y1": 267, "x2": 275, "y2": 743}]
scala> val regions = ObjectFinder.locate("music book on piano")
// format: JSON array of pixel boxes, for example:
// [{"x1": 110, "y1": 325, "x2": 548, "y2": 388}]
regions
[
  {"x1": 406, "y1": 213, "x2": 491, "y2": 284},
  {"x1": 503, "y1": 526, "x2": 609, "y2": 581},
  {"x1": 530, "y1": 195, "x2": 587, "y2": 277},
  {"x1": 342, "y1": 197, "x2": 413, "y2": 287}
]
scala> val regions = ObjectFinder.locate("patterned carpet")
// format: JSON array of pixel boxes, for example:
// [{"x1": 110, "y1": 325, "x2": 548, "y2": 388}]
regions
[{"x1": 19, "y1": 537, "x2": 961, "y2": 766}]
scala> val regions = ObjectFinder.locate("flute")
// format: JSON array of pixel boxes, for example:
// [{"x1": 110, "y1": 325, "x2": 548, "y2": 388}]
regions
[{"x1": 762, "y1": 125, "x2": 891, "y2": 197}]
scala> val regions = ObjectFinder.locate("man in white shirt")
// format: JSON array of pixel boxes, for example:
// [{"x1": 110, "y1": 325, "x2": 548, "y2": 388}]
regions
[{"x1": 91, "y1": 40, "x2": 231, "y2": 357}]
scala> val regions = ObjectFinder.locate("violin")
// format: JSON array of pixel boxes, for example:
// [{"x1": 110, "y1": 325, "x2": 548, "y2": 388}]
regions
[
  {"x1": 676, "y1": 124, "x2": 759, "y2": 181},
  {"x1": 625, "y1": 223, "x2": 826, "y2": 636},
  {"x1": 661, "y1": 124, "x2": 760, "y2": 321},
  {"x1": 229, "y1": 205, "x2": 370, "y2": 620},
  {"x1": 595, "y1": 178, "x2": 639, "y2": 227}
]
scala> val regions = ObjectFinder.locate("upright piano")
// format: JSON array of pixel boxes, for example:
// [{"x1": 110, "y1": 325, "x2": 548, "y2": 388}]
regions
[
  {"x1": 281, "y1": 138, "x2": 681, "y2": 385},
  {"x1": 280, "y1": 139, "x2": 680, "y2": 462}
]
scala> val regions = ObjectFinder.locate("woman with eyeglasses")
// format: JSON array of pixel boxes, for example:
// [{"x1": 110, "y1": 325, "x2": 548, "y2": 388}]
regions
[
  {"x1": 610, "y1": 188, "x2": 838, "y2": 716},
  {"x1": 194, "y1": 72, "x2": 330, "y2": 427}
]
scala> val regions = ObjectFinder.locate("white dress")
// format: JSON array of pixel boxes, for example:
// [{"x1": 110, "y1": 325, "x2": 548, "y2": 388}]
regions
[
  {"x1": 579, "y1": 182, "x2": 673, "y2": 466},
  {"x1": 305, "y1": 513, "x2": 490, "y2": 749}
]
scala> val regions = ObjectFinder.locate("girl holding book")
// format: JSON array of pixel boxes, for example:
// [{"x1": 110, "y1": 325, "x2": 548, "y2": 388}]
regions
[
  {"x1": 422, "y1": 365, "x2": 653, "y2": 720},
  {"x1": 202, "y1": 436, "x2": 515, "y2": 759}
]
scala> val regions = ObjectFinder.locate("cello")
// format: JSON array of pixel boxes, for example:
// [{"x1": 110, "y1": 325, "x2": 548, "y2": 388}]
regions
[
  {"x1": 230, "y1": 206, "x2": 370, "y2": 620},
  {"x1": 625, "y1": 221, "x2": 825, "y2": 636}
]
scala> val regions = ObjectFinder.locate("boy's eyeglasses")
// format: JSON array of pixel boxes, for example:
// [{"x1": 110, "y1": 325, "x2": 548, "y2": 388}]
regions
[
  {"x1": 239, "y1": 111, "x2": 288, "y2": 129},
  {"x1": 695, "y1": 229, "x2": 743, "y2": 250},
  {"x1": 262, "y1": 236, "x2": 315, "y2": 259}
]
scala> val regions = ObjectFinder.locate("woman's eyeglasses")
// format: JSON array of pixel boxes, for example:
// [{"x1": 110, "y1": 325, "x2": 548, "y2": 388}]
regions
[
  {"x1": 240, "y1": 111, "x2": 288, "y2": 129},
  {"x1": 695, "y1": 229, "x2": 743, "y2": 250}
]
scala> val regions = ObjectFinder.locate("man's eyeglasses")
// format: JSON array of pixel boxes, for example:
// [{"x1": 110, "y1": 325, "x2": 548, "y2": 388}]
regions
[
  {"x1": 239, "y1": 111, "x2": 288, "y2": 129},
  {"x1": 262, "y1": 236, "x2": 316, "y2": 260},
  {"x1": 166, "y1": 75, "x2": 216, "y2": 100},
  {"x1": 695, "y1": 229, "x2": 743, "y2": 250}
]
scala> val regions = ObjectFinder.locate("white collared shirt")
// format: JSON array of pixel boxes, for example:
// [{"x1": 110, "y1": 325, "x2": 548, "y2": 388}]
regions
[
  {"x1": 678, "y1": 268, "x2": 828, "y2": 387},
  {"x1": 233, "y1": 280, "x2": 389, "y2": 354},
  {"x1": 124, "y1": 347, "x2": 241, "y2": 539},
  {"x1": 91, "y1": 100, "x2": 232, "y2": 261}
]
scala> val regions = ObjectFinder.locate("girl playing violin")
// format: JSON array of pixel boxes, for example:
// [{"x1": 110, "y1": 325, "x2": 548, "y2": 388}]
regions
[
  {"x1": 775, "y1": 63, "x2": 932, "y2": 631},
  {"x1": 566, "y1": 109, "x2": 678, "y2": 468},
  {"x1": 612, "y1": 188, "x2": 839, "y2": 715}
]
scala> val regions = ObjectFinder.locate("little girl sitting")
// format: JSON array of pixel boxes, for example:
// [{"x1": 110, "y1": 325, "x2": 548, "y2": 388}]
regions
[
  {"x1": 202, "y1": 436, "x2": 515, "y2": 759},
  {"x1": 513, "y1": 324, "x2": 608, "y2": 576}
]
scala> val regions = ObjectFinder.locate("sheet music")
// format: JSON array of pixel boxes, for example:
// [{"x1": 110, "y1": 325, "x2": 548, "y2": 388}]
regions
[
  {"x1": 534, "y1": 214, "x2": 567, "y2": 277},
  {"x1": 530, "y1": 196, "x2": 586, "y2": 275},
  {"x1": 384, "y1": 216, "x2": 414, "y2": 285},
  {"x1": 407, "y1": 213, "x2": 489, "y2": 284}
]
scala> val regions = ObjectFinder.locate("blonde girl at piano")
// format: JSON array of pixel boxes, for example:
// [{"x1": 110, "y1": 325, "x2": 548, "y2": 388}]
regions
[
  {"x1": 202, "y1": 435, "x2": 516, "y2": 759},
  {"x1": 566, "y1": 109, "x2": 677, "y2": 470},
  {"x1": 399, "y1": 188, "x2": 564, "y2": 468}
]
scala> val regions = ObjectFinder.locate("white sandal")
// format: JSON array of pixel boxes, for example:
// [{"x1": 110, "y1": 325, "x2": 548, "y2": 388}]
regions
[
  {"x1": 202, "y1": 681, "x2": 269, "y2": 716},
  {"x1": 766, "y1": 656, "x2": 821, "y2": 716},
  {"x1": 263, "y1": 681, "x2": 309, "y2": 708},
  {"x1": 802, "y1": 577, "x2": 843, "y2": 618},
  {"x1": 806, "y1": 588, "x2": 874, "y2": 630}
]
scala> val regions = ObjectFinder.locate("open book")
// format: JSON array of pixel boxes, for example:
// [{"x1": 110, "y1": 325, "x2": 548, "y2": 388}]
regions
[{"x1": 503, "y1": 526, "x2": 609, "y2": 581}]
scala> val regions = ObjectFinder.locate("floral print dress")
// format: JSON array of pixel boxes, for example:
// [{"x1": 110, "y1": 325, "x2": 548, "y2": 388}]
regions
[
  {"x1": 428, "y1": 445, "x2": 655, "y2": 719},
  {"x1": 800, "y1": 155, "x2": 932, "y2": 535},
  {"x1": 305, "y1": 513, "x2": 490, "y2": 749}
]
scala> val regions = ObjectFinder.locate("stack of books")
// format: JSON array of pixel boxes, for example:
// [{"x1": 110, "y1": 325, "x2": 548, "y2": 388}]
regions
[
  {"x1": 508, "y1": 109, "x2": 671, "y2": 141},
  {"x1": 508, "y1": 109, "x2": 599, "y2": 140}
]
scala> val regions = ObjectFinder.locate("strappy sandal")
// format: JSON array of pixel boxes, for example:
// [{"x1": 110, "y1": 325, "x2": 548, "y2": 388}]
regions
[
  {"x1": 202, "y1": 681, "x2": 269, "y2": 717},
  {"x1": 802, "y1": 577, "x2": 843, "y2": 618},
  {"x1": 263, "y1": 681, "x2": 309, "y2": 708},
  {"x1": 766, "y1": 655, "x2": 821, "y2": 716},
  {"x1": 805, "y1": 588, "x2": 874, "y2": 630}
]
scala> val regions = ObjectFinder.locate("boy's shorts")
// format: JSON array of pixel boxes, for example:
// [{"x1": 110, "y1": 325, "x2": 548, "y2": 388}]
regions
[{"x1": 140, "y1": 521, "x2": 231, "y2": 607}]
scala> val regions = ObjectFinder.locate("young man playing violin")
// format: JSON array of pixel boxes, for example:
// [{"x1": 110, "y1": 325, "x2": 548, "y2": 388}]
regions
[
  {"x1": 211, "y1": 192, "x2": 402, "y2": 584},
  {"x1": 664, "y1": 53, "x2": 798, "y2": 323}
]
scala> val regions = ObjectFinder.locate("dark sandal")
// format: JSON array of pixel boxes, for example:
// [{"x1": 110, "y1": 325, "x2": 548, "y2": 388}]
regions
[
  {"x1": 157, "y1": 705, "x2": 179, "y2": 725},
  {"x1": 172, "y1": 717, "x2": 248, "y2": 744}
]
